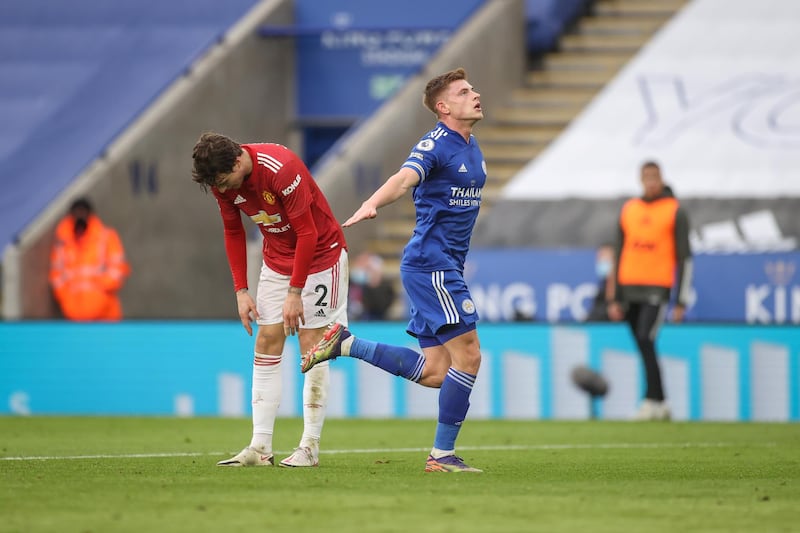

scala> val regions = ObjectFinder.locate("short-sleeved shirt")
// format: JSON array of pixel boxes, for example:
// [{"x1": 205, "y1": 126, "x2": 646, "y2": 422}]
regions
[{"x1": 399, "y1": 122, "x2": 487, "y2": 273}]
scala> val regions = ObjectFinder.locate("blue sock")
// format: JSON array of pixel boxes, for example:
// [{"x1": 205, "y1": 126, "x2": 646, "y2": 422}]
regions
[
  {"x1": 349, "y1": 337, "x2": 426, "y2": 382},
  {"x1": 434, "y1": 368, "x2": 476, "y2": 451}
]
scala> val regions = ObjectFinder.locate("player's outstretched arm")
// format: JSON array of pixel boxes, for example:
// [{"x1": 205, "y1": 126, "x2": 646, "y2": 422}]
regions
[{"x1": 343, "y1": 167, "x2": 419, "y2": 227}]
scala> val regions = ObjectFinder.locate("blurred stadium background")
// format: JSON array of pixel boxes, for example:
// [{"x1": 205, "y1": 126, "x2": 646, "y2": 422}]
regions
[{"x1": 1, "y1": 0, "x2": 798, "y2": 421}]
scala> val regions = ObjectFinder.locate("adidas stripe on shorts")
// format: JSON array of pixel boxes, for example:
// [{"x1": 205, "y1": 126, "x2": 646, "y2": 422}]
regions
[{"x1": 256, "y1": 248, "x2": 349, "y2": 329}]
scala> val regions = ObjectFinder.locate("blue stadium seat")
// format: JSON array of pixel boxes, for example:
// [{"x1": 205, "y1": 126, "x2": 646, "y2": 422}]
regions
[{"x1": 525, "y1": 0, "x2": 592, "y2": 54}]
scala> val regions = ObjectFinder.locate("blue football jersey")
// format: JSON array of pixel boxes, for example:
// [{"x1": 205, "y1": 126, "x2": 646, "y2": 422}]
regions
[{"x1": 400, "y1": 122, "x2": 487, "y2": 273}]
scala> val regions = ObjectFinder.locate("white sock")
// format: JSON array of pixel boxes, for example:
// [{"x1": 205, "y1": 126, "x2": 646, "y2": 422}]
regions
[
  {"x1": 431, "y1": 447, "x2": 455, "y2": 459},
  {"x1": 341, "y1": 335, "x2": 355, "y2": 356},
  {"x1": 249, "y1": 353, "x2": 282, "y2": 453},
  {"x1": 299, "y1": 361, "x2": 329, "y2": 449}
]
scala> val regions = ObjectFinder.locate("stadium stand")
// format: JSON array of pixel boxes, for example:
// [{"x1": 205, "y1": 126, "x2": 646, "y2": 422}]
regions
[
  {"x1": 0, "y1": 0, "x2": 261, "y2": 254},
  {"x1": 1, "y1": 0, "x2": 523, "y2": 319},
  {"x1": 525, "y1": 0, "x2": 593, "y2": 55}
]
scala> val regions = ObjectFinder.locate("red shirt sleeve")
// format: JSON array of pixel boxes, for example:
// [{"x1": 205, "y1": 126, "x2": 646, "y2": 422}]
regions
[
  {"x1": 217, "y1": 196, "x2": 249, "y2": 291},
  {"x1": 288, "y1": 207, "x2": 318, "y2": 288}
]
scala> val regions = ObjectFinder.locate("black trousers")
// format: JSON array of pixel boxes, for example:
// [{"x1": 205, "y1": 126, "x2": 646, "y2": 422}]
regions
[{"x1": 625, "y1": 302, "x2": 667, "y2": 401}]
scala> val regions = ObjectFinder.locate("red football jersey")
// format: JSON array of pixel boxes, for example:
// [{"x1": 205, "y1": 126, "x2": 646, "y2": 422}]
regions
[{"x1": 213, "y1": 143, "x2": 346, "y2": 291}]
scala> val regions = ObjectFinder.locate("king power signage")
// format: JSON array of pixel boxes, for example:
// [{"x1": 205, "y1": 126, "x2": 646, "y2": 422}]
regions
[{"x1": 465, "y1": 249, "x2": 800, "y2": 324}]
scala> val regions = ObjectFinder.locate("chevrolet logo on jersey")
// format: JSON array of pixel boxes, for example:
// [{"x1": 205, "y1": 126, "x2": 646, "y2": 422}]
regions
[{"x1": 251, "y1": 210, "x2": 282, "y2": 226}]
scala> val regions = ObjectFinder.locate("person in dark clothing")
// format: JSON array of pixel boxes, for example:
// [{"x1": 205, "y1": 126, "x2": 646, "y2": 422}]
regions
[
  {"x1": 349, "y1": 252, "x2": 396, "y2": 321},
  {"x1": 586, "y1": 243, "x2": 615, "y2": 322},
  {"x1": 608, "y1": 161, "x2": 692, "y2": 421}
]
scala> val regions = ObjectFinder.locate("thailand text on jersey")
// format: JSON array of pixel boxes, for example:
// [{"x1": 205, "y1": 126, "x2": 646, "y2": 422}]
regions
[
  {"x1": 400, "y1": 123, "x2": 487, "y2": 273},
  {"x1": 213, "y1": 143, "x2": 345, "y2": 277}
]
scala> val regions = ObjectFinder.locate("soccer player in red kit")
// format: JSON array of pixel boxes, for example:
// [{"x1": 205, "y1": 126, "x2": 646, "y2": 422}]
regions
[{"x1": 192, "y1": 132, "x2": 348, "y2": 467}]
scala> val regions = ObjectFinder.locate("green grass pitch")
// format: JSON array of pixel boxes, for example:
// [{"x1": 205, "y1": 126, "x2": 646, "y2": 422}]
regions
[{"x1": 1, "y1": 417, "x2": 798, "y2": 532}]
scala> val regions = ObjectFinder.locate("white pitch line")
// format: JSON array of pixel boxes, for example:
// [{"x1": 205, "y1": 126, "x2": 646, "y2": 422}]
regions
[{"x1": 0, "y1": 441, "x2": 768, "y2": 462}]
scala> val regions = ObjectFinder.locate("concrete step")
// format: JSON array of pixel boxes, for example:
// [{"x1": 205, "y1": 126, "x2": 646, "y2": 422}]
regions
[
  {"x1": 378, "y1": 219, "x2": 415, "y2": 239},
  {"x1": 396, "y1": 200, "x2": 416, "y2": 218},
  {"x1": 501, "y1": 98, "x2": 586, "y2": 116},
  {"x1": 594, "y1": 0, "x2": 687, "y2": 17},
  {"x1": 526, "y1": 68, "x2": 617, "y2": 87},
  {"x1": 368, "y1": 237, "x2": 405, "y2": 258},
  {"x1": 577, "y1": 15, "x2": 668, "y2": 35},
  {"x1": 508, "y1": 86, "x2": 597, "y2": 107},
  {"x1": 543, "y1": 51, "x2": 631, "y2": 72},
  {"x1": 491, "y1": 105, "x2": 578, "y2": 125},
  {"x1": 478, "y1": 123, "x2": 564, "y2": 144},
  {"x1": 487, "y1": 162, "x2": 528, "y2": 181},
  {"x1": 560, "y1": 32, "x2": 651, "y2": 54},
  {"x1": 481, "y1": 184, "x2": 505, "y2": 204},
  {"x1": 482, "y1": 143, "x2": 546, "y2": 164}
]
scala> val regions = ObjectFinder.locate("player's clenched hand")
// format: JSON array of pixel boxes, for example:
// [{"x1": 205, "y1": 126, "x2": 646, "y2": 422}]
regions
[
  {"x1": 283, "y1": 293, "x2": 305, "y2": 336},
  {"x1": 342, "y1": 203, "x2": 378, "y2": 228},
  {"x1": 236, "y1": 290, "x2": 259, "y2": 336}
]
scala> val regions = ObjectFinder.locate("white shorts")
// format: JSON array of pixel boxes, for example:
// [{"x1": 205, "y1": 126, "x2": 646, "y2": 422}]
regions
[{"x1": 256, "y1": 248, "x2": 349, "y2": 329}]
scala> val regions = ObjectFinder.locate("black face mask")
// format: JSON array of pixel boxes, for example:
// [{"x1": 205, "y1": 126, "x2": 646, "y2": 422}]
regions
[{"x1": 74, "y1": 217, "x2": 88, "y2": 238}]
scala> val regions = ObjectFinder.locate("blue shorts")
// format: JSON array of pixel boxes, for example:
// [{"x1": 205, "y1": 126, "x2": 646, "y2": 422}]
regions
[{"x1": 401, "y1": 269, "x2": 479, "y2": 347}]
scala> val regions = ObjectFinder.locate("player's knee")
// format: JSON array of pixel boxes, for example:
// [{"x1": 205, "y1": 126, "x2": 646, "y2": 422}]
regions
[
  {"x1": 460, "y1": 349, "x2": 481, "y2": 374},
  {"x1": 458, "y1": 334, "x2": 482, "y2": 371},
  {"x1": 448, "y1": 347, "x2": 481, "y2": 375},
  {"x1": 255, "y1": 331, "x2": 285, "y2": 355}
]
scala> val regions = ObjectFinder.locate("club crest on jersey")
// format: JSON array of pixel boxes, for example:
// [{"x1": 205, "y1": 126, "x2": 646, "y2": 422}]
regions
[
  {"x1": 462, "y1": 299, "x2": 476, "y2": 314},
  {"x1": 263, "y1": 191, "x2": 276, "y2": 204},
  {"x1": 415, "y1": 139, "x2": 435, "y2": 151}
]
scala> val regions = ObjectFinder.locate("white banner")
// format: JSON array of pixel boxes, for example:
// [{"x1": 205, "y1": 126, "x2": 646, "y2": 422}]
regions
[{"x1": 504, "y1": 0, "x2": 800, "y2": 199}]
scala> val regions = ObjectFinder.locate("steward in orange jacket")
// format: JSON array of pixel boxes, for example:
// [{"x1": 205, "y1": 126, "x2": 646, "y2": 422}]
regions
[
  {"x1": 49, "y1": 198, "x2": 131, "y2": 321},
  {"x1": 608, "y1": 161, "x2": 692, "y2": 421}
]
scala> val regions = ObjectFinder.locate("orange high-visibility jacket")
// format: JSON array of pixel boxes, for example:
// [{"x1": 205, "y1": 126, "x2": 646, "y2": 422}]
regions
[
  {"x1": 617, "y1": 196, "x2": 679, "y2": 289},
  {"x1": 49, "y1": 214, "x2": 131, "y2": 320}
]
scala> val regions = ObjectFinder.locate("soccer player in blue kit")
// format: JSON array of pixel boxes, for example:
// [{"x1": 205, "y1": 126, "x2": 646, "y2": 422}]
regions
[{"x1": 303, "y1": 68, "x2": 485, "y2": 473}]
